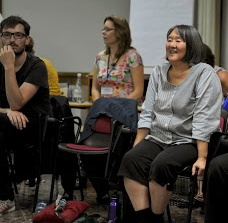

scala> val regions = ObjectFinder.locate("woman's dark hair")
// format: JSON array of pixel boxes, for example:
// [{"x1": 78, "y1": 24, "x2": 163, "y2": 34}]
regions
[
  {"x1": 0, "y1": 15, "x2": 30, "y2": 36},
  {"x1": 104, "y1": 15, "x2": 132, "y2": 58},
  {"x1": 166, "y1": 24, "x2": 204, "y2": 65},
  {"x1": 203, "y1": 43, "x2": 215, "y2": 67}
]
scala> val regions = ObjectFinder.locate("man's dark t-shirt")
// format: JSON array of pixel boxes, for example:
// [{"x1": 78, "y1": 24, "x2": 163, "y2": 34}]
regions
[{"x1": 0, "y1": 52, "x2": 52, "y2": 117}]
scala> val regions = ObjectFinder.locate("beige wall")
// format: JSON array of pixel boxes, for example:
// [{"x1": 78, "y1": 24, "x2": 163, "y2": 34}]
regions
[
  {"x1": 2, "y1": 0, "x2": 228, "y2": 71},
  {"x1": 2, "y1": 0, "x2": 130, "y2": 72},
  {"x1": 221, "y1": 0, "x2": 228, "y2": 70}
]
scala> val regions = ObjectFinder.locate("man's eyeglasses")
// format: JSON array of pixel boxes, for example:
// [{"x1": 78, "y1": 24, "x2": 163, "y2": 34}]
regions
[
  {"x1": 0, "y1": 32, "x2": 27, "y2": 39},
  {"x1": 102, "y1": 27, "x2": 115, "y2": 32}
]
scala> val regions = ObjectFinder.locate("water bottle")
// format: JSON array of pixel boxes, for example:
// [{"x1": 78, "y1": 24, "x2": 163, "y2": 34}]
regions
[
  {"x1": 72, "y1": 73, "x2": 82, "y2": 103},
  {"x1": 108, "y1": 190, "x2": 120, "y2": 223},
  {"x1": 35, "y1": 201, "x2": 47, "y2": 213},
  {"x1": 222, "y1": 97, "x2": 228, "y2": 111},
  {"x1": 55, "y1": 194, "x2": 68, "y2": 213}
]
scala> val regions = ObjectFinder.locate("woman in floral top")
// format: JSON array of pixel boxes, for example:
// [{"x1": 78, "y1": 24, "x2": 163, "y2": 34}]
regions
[{"x1": 91, "y1": 15, "x2": 144, "y2": 101}]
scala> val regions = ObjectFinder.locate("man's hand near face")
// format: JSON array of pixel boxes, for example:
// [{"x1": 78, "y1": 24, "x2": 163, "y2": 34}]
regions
[{"x1": 0, "y1": 45, "x2": 15, "y2": 69}]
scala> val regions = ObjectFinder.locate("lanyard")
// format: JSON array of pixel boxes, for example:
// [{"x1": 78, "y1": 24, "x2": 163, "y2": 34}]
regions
[{"x1": 106, "y1": 54, "x2": 120, "y2": 78}]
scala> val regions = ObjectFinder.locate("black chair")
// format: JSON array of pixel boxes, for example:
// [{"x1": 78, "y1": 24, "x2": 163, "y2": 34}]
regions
[
  {"x1": 8, "y1": 95, "x2": 82, "y2": 212},
  {"x1": 48, "y1": 115, "x2": 82, "y2": 203},
  {"x1": 31, "y1": 114, "x2": 64, "y2": 212},
  {"x1": 7, "y1": 113, "x2": 51, "y2": 212},
  {"x1": 167, "y1": 167, "x2": 198, "y2": 223},
  {"x1": 105, "y1": 123, "x2": 137, "y2": 186},
  {"x1": 201, "y1": 131, "x2": 228, "y2": 220},
  {"x1": 33, "y1": 112, "x2": 77, "y2": 212},
  {"x1": 33, "y1": 114, "x2": 52, "y2": 212},
  {"x1": 49, "y1": 98, "x2": 138, "y2": 204},
  {"x1": 49, "y1": 115, "x2": 120, "y2": 202},
  {"x1": 203, "y1": 131, "x2": 228, "y2": 196},
  {"x1": 46, "y1": 95, "x2": 83, "y2": 203}
]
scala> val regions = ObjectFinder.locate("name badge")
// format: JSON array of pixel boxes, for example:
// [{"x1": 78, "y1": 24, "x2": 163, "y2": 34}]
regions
[{"x1": 101, "y1": 87, "x2": 113, "y2": 95}]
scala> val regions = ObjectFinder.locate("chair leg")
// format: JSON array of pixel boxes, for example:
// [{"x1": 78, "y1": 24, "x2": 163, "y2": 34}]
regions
[
  {"x1": 49, "y1": 158, "x2": 57, "y2": 204},
  {"x1": 76, "y1": 155, "x2": 84, "y2": 201},
  {"x1": 186, "y1": 171, "x2": 198, "y2": 223},
  {"x1": 12, "y1": 178, "x2": 18, "y2": 194},
  {"x1": 33, "y1": 175, "x2": 41, "y2": 212},
  {"x1": 166, "y1": 204, "x2": 172, "y2": 223},
  {"x1": 33, "y1": 114, "x2": 46, "y2": 212},
  {"x1": 49, "y1": 137, "x2": 60, "y2": 204},
  {"x1": 33, "y1": 149, "x2": 42, "y2": 212},
  {"x1": 49, "y1": 118, "x2": 62, "y2": 204},
  {"x1": 7, "y1": 151, "x2": 18, "y2": 194}
]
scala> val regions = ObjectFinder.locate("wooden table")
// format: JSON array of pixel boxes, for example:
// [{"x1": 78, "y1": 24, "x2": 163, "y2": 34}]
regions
[
  {"x1": 69, "y1": 101, "x2": 93, "y2": 109},
  {"x1": 69, "y1": 101, "x2": 142, "y2": 112}
]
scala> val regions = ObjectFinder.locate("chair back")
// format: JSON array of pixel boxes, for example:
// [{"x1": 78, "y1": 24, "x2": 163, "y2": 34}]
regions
[
  {"x1": 93, "y1": 115, "x2": 112, "y2": 134},
  {"x1": 41, "y1": 96, "x2": 77, "y2": 174},
  {"x1": 50, "y1": 95, "x2": 75, "y2": 143},
  {"x1": 81, "y1": 115, "x2": 112, "y2": 148},
  {"x1": 79, "y1": 98, "x2": 138, "y2": 143},
  {"x1": 105, "y1": 123, "x2": 137, "y2": 184}
]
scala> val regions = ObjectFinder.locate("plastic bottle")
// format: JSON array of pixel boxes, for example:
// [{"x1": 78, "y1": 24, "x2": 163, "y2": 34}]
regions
[
  {"x1": 72, "y1": 73, "x2": 82, "y2": 103},
  {"x1": 35, "y1": 201, "x2": 47, "y2": 213},
  {"x1": 222, "y1": 97, "x2": 228, "y2": 111},
  {"x1": 55, "y1": 194, "x2": 69, "y2": 213},
  {"x1": 108, "y1": 190, "x2": 120, "y2": 223}
]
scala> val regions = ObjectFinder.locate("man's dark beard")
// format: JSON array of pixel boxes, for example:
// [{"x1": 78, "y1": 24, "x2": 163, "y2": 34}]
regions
[{"x1": 15, "y1": 49, "x2": 25, "y2": 57}]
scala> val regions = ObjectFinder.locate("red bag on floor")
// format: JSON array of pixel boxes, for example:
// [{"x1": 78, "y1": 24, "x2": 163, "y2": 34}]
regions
[{"x1": 33, "y1": 201, "x2": 89, "y2": 223}]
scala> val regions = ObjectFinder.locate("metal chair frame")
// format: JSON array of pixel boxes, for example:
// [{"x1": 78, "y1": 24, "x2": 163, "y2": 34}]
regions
[
  {"x1": 166, "y1": 168, "x2": 198, "y2": 223},
  {"x1": 7, "y1": 114, "x2": 51, "y2": 212},
  {"x1": 49, "y1": 116, "x2": 83, "y2": 203},
  {"x1": 49, "y1": 115, "x2": 131, "y2": 203}
]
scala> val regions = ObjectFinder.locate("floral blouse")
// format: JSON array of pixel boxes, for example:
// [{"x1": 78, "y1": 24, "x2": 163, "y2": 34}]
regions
[{"x1": 95, "y1": 48, "x2": 143, "y2": 98}]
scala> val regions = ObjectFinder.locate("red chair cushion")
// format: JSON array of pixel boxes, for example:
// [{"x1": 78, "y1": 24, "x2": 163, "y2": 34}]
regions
[
  {"x1": 93, "y1": 116, "x2": 111, "y2": 133},
  {"x1": 33, "y1": 200, "x2": 89, "y2": 223},
  {"x1": 66, "y1": 143, "x2": 109, "y2": 151}
]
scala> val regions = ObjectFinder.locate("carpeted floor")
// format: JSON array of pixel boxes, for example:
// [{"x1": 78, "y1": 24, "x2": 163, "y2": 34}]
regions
[{"x1": 0, "y1": 174, "x2": 204, "y2": 223}]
